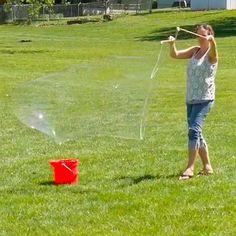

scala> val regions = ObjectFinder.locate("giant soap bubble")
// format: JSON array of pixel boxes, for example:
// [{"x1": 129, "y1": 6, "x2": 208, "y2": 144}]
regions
[{"x1": 11, "y1": 55, "x2": 162, "y2": 144}]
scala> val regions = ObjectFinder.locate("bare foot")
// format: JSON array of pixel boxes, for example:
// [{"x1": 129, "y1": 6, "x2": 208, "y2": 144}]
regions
[
  {"x1": 179, "y1": 168, "x2": 194, "y2": 180},
  {"x1": 198, "y1": 168, "x2": 213, "y2": 176}
]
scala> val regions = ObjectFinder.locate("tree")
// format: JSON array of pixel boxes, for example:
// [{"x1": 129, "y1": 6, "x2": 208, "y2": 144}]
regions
[{"x1": 5, "y1": 0, "x2": 55, "y2": 22}]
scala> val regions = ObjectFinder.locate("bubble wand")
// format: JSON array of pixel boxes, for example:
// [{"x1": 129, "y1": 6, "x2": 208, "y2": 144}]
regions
[{"x1": 161, "y1": 26, "x2": 208, "y2": 44}]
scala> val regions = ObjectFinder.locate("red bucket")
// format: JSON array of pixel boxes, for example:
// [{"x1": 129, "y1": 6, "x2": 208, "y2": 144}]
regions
[{"x1": 50, "y1": 159, "x2": 79, "y2": 185}]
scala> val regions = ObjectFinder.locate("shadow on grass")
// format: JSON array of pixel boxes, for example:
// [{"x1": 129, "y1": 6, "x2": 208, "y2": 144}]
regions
[
  {"x1": 136, "y1": 15, "x2": 236, "y2": 42},
  {"x1": 39, "y1": 181, "x2": 55, "y2": 186},
  {"x1": 116, "y1": 173, "x2": 179, "y2": 186},
  {"x1": 39, "y1": 181, "x2": 99, "y2": 194},
  {"x1": 0, "y1": 49, "x2": 50, "y2": 54}
]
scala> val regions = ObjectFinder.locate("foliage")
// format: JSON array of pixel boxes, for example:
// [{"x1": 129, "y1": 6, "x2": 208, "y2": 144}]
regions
[{"x1": 4, "y1": 0, "x2": 55, "y2": 21}]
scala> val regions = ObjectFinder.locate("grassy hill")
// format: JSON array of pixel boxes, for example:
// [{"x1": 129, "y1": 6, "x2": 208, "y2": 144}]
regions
[{"x1": 0, "y1": 10, "x2": 235, "y2": 235}]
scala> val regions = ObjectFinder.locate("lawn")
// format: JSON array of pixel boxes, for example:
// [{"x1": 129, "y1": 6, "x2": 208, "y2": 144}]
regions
[{"x1": 0, "y1": 10, "x2": 236, "y2": 235}]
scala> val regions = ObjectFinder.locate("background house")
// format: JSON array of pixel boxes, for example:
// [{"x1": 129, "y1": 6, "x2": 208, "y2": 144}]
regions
[
  {"x1": 191, "y1": 0, "x2": 236, "y2": 10},
  {"x1": 158, "y1": 0, "x2": 190, "y2": 8}
]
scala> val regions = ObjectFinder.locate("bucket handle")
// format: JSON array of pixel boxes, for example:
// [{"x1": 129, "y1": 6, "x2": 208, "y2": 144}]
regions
[{"x1": 61, "y1": 163, "x2": 76, "y2": 175}]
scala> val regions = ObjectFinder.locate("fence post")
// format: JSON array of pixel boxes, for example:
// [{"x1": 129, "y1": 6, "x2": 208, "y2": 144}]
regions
[
  {"x1": 12, "y1": 5, "x2": 15, "y2": 22},
  {"x1": 77, "y1": 2, "x2": 81, "y2": 16},
  {"x1": 104, "y1": 0, "x2": 109, "y2": 16},
  {"x1": 77, "y1": 2, "x2": 79, "y2": 16},
  {"x1": 136, "y1": 0, "x2": 141, "y2": 13},
  {"x1": 149, "y1": 0, "x2": 152, "y2": 13}
]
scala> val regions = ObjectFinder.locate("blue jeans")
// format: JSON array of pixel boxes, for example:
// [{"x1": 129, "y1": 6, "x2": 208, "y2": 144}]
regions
[{"x1": 187, "y1": 101, "x2": 214, "y2": 150}]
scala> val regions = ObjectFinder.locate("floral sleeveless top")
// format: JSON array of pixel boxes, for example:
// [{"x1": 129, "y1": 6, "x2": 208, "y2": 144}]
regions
[{"x1": 186, "y1": 47, "x2": 218, "y2": 104}]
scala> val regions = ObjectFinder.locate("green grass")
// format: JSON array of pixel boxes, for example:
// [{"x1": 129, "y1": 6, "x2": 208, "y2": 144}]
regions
[{"x1": 0, "y1": 10, "x2": 236, "y2": 235}]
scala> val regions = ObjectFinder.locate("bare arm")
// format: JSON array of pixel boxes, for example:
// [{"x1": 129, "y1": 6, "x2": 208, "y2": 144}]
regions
[
  {"x1": 207, "y1": 35, "x2": 218, "y2": 64},
  {"x1": 168, "y1": 36, "x2": 199, "y2": 59}
]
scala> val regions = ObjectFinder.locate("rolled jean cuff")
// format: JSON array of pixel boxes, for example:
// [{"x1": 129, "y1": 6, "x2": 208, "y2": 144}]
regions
[
  {"x1": 188, "y1": 140, "x2": 199, "y2": 150},
  {"x1": 199, "y1": 139, "x2": 207, "y2": 149}
]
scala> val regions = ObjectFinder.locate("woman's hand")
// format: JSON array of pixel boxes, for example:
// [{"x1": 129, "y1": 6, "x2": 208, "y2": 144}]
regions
[
  {"x1": 168, "y1": 36, "x2": 176, "y2": 44},
  {"x1": 207, "y1": 35, "x2": 215, "y2": 42}
]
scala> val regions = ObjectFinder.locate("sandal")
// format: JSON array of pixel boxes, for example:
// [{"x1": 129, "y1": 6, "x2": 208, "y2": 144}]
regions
[
  {"x1": 179, "y1": 168, "x2": 194, "y2": 180},
  {"x1": 197, "y1": 169, "x2": 213, "y2": 176},
  {"x1": 179, "y1": 170, "x2": 193, "y2": 180},
  {"x1": 179, "y1": 174, "x2": 194, "y2": 180}
]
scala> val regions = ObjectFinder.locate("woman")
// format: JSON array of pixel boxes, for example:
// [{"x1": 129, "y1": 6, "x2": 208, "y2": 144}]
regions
[{"x1": 168, "y1": 24, "x2": 218, "y2": 180}]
